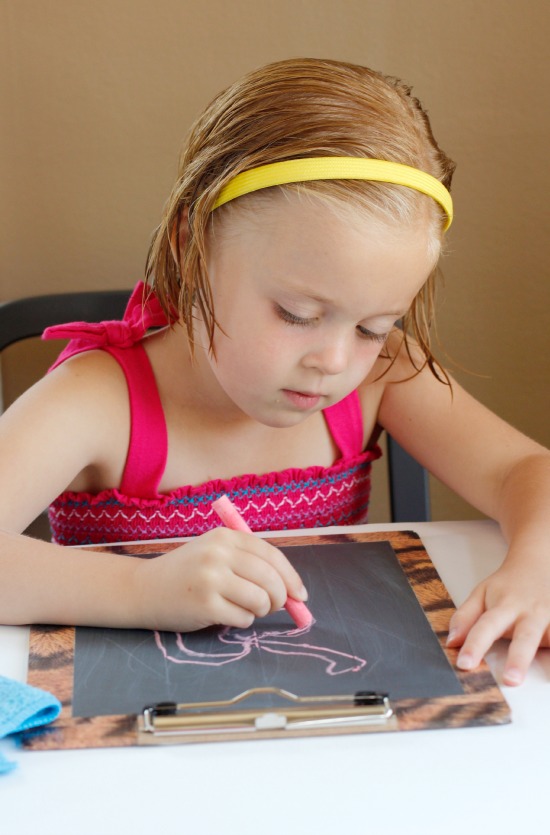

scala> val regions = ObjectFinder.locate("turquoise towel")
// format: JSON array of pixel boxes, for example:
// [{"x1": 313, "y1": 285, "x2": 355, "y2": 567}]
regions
[{"x1": 0, "y1": 675, "x2": 61, "y2": 774}]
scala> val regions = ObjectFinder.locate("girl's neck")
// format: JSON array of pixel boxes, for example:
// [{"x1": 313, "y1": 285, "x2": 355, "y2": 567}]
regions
[{"x1": 146, "y1": 321, "x2": 260, "y2": 428}]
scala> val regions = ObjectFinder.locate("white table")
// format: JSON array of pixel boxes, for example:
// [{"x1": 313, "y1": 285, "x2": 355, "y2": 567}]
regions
[{"x1": 2, "y1": 520, "x2": 549, "y2": 835}]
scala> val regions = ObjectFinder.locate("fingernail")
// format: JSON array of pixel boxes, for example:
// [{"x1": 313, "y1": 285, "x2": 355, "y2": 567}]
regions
[
  {"x1": 504, "y1": 667, "x2": 522, "y2": 686},
  {"x1": 446, "y1": 628, "x2": 458, "y2": 645},
  {"x1": 299, "y1": 585, "x2": 309, "y2": 601},
  {"x1": 457, "y1": 651, "x2": 474, "y2": 670}
]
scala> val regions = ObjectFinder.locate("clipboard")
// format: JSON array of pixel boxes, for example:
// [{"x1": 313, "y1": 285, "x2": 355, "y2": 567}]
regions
[{"x1": 23, "y1": 531, "x2": 511, "y2": 750}]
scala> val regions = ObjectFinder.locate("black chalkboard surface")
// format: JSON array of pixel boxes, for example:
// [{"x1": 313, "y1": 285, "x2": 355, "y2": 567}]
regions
[
  {"x1": 72, "y1": 541, "x2": 462, "y2": 718},
  {"x1": 25, "y1": 531, "x2": 511, "y2": 750}
]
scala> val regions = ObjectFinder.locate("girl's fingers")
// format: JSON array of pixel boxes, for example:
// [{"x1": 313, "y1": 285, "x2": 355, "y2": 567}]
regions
[
  {"x1": 453, "y1": 605, "x2": 546, "y2": 686},
  {"x1": 233, "y1": 532, "x2": 308, "y2": 602},
  {"x1": 208, "y1": 595, "x2": 258, "y2": 630},
  {"x1": 446, "y1": 585, "x2": 487, "y2": 647},
  {"x1": 501, "y1": 617, "x2": 547, "y2": 686},
  {"x1": 198, "y1": 529, "x2": 304, "y2": 616},
  {"x1": 446, "y1": 569, "x2": 550, "y2": 684},
  {"x1": 222, "y1": 561, "x2": 284, "y2": 617},
  {"x1": 454, "y1": 607, "x2": 512, "y2": 672}
]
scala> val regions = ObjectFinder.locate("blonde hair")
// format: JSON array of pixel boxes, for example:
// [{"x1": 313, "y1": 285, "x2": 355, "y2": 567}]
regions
[{"x1": 146, "y1": 57, "x2": 455, "y2": 379}]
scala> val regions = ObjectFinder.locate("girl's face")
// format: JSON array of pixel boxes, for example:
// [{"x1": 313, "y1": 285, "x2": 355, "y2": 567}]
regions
[{"x1": 197, "y1": 192, "x2": 436, "y2": 428}]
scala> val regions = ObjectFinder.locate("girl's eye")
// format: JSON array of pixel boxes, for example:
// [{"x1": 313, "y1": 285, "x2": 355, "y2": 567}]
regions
[
  {"x1": 277, "y1": 304, "x2": 388, "y2": 343},
  {"x1": 276, "y1": 305, "x2": 315, "y2": 326},
  {"x1": 356, "y1": 325, "x2": 388, "y2": 343}
]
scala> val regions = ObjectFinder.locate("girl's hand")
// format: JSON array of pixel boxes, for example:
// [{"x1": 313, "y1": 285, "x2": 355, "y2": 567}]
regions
[
  {"x1": 446, "y1": 560, "x2": 550, "y2": 686},
  {"x1": 133, "y1": 527, "x2": 308, "y2": 633}
]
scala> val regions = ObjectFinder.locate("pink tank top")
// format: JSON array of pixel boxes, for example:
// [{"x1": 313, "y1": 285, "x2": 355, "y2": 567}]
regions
[{"x1": 43, "y1": 283, "x2": 382, "y2": 545}]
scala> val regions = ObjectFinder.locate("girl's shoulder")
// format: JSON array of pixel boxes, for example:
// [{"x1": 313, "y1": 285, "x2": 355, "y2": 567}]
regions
[
  {"x1": 0, "y1": 349, "x2": 133, "y2": 523},
  {"x1": 29, "y1": 349, "x2": 131, "y2": 477},
  {"x1": 45, "y1": 347, "x2": 129, "y2": 403}
]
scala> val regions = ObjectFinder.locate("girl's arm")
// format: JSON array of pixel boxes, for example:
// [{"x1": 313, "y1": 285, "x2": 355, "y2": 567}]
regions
[
  {"x1": 0, "y1": 353, "x2": 305, "y2": 629},
  {"x1": 0, "y1": 524, "x2": 306, "y2": 631},
  {"x1": 0, "y1": 351, "x2": 139, "y2": 626},
  {"x1": 376, "y1": 343, "x2": 550, "y2": 685}
]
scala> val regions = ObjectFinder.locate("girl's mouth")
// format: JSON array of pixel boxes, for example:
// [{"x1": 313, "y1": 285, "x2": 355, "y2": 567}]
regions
[{"x1": 282, "y1": 389, "x2": 323, "y2": 410}]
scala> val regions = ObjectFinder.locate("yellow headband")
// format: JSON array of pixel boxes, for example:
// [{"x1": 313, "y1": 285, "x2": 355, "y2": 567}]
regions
[{"x1": 212, "y1": 157, "x2": 453, "y2": 230}]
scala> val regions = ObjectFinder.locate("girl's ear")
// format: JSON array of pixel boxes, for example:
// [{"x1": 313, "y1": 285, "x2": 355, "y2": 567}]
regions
[{"x1": 169, "y1": 207, "x2": 189, "y2": 267}]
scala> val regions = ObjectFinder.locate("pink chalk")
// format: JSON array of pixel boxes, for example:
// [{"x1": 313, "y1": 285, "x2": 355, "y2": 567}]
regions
[
  {"x1": 284, "y1": 596, "x2": 314, "y2": 629},
  {"x1": 211, "y1": 494, "x2": 313, "y2": 629},
  {"x1": 212, "y1": 494, "x2": 253, "y2": 534}
]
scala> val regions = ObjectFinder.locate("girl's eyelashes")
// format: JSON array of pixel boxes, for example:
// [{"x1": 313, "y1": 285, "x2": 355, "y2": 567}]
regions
[
  {"x1": 275, "y1": 304, "x2": 316, "y2": 326},
  {"x1": 276, "y1": 304, "x2": 389, "y2": 342},
  {"x1": 356, "y1": 325, "x2": 389, "y2": 343}
]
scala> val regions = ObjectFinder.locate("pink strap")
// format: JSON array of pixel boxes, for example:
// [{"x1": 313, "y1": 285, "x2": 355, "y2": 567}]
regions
[
  {"x1": 104, "y1": 345, "x2": 167, "y2": 497},
  {"x1": 323, "y1": 390, "x2": 364, "y2": 457},
  {"x1": 44, "y1": 282, "x2": 169, "y2": 498}
]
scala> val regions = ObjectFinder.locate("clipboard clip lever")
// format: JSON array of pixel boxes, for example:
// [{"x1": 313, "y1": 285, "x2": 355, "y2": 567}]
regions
[{"x1": 140, "y1": 687, "x2": 393, "y2": 736}]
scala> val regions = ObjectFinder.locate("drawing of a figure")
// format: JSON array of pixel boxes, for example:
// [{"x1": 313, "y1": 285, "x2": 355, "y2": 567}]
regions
[{"x1": 154, "y1": 618, "x2": 366, "y2": 676}]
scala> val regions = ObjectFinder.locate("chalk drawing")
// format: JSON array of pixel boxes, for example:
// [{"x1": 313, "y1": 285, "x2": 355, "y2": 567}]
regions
[{"x1": 154, "y1": 617, "x2": 366, "y2": 676}]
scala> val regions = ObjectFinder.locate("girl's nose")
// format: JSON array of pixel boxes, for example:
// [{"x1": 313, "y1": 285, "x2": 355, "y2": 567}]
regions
[{"x1": 302, "y1": 336, "x2": 351, "y2": 375}]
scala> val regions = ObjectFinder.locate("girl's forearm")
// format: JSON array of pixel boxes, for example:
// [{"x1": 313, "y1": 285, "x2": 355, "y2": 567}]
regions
[
  {"x1": 495, "y1": 452, "x2": 550, "y2": 561},
  {"x1": 0, "y1": 529, "x2": 142, "y2": 627}
]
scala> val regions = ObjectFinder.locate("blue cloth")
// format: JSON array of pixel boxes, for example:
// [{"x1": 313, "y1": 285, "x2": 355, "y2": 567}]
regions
[{"x1": 0, "y1": 675, "x2": 61, "y2": 774}]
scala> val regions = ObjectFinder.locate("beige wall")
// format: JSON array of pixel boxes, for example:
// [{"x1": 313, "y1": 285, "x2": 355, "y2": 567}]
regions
[{"x1": 2, "y1": 0, "x2": 549, "y2": 521}]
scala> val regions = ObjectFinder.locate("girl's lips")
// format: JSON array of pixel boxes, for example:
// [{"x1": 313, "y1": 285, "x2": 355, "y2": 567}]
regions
[{"x1": 282, "y1": 389, "x2": 323, "y2": 410}]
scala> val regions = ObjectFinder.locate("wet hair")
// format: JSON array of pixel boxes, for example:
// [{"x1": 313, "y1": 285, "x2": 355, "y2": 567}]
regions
[{"x1": 145, "y1": 57, "x2": 455, "y2": 380}]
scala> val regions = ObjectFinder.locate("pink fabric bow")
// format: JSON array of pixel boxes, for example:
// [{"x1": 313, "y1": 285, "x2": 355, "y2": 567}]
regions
[{"x1": 43, "y1": 282, "x2": 169, "y2": 348}]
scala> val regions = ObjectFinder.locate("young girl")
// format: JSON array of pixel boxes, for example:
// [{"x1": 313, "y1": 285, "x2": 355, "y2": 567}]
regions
[{"x1": 1, "y1": 58, "x2": 549, "y2": 687}]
